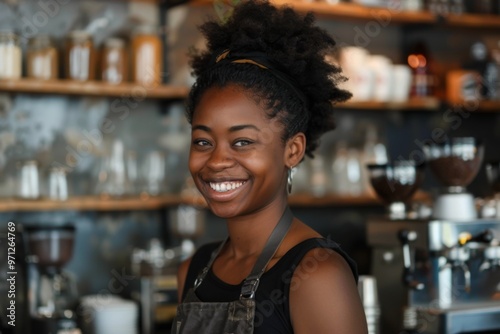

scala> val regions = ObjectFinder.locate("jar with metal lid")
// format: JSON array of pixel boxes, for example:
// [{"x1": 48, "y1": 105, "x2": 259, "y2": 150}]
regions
[
  {"x1": 131, "y1": 25, "x2": 162, "y2": 87},
  {"x1": 101, "y1": 37, "x2": 127, "y2": 84},
  {"x1": 65, "y1": 30, "x2": 96, "y2": 81},
  {"x1": 0, "y1": 31, "x2": 22, "y2": 79},
  {"x1": 27, "y1": 35, "x2": 58, "y2": 80}
]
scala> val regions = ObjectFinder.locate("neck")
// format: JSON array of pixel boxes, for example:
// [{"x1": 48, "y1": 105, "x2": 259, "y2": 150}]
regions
[{"x1": 225, "y1": 199, "x2": 289, "y2": 260}]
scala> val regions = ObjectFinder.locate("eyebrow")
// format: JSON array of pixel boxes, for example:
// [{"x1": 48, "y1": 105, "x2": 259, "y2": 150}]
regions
[{"x1": 192, "y1": 124, "x2": 261, "y2": 132}]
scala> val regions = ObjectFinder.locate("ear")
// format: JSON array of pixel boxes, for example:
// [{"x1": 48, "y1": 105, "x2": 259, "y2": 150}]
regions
[{"x1": 284, "y1": 132, "x2": 306, "y2": 168}]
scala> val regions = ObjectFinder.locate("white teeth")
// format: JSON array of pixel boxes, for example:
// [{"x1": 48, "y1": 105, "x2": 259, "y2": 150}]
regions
[{"x1": 209, "y1": 181, "x2": 245, "y2": 193}]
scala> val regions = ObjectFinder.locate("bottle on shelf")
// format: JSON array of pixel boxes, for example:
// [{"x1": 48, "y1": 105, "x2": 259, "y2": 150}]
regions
[
  {"x1": 0, "y1": 30, "x2": 22, "y2": 79},
  {"x1": 310, "y1": 154, "x2": 329, "y2": 197},
  {"x1": 407, "y1": 41, "x2": 434, "y2": 98},
  {"x1": 484, "y1": 43, "x2": 500, "y2": 100},
  {"x1": 426, "y1": 0, "x2": 450, "y2": 15},
  {"x1": 331, "y1": 141, "x2": 364, "y2": 196},
  {"x1": 449, "y1": 0, "x2": 465, "y2": 14},
  {"x1": 26, "y1": 35, "x2": 58, "y2": 80},
  {"x1": 101, "y1": 38, "x2": 127, "y2": 84},
  {"x1": 463, "y1": 40, "x2": 497, "y2": 99},
  {"x1": 131, "y1": 25, "x2": 163, "y2": 87},
  {"x1": 65, "y1": 30, "x2": 96, "y2": 81}
]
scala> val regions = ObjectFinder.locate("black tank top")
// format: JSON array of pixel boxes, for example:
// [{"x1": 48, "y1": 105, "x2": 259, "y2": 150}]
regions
[{"x1": 182, "y1": 238, "x2": 358, "y2": 334}]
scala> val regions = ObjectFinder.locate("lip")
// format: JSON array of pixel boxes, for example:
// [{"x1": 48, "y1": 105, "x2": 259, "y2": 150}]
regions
[{"x1": 201, "y1": 178, "x2": 249, "y2": 202}]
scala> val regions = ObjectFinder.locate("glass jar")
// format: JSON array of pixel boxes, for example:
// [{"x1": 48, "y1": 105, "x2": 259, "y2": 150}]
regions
[
  {"x1": 65, "y1": 30, "x2": 95, "y2": 81},
  {"x1": 0, "y1": 31, "x2": 22, "y2": 79},
  {"x1": 27, "y1": 35, "x2": 58, "y2": 80},
  {"x1": 101, "y1": 38, "x2": 127, "y2": 84},
  {"x1": 131, "y1": 25, "x2": 162, "y2": 86}
]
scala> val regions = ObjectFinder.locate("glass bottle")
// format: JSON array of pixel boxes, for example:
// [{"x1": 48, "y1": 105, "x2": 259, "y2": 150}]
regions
[
  {"x1": 27, "y1": 35, "x2": 58, "y2": 80},
  {"x1": 0, "y1": 31, "x2": 22, "y2": 79},
  {"x1": 101, "y1": 37, "x2": 127, "y2": 84},
  {"x1": 131, "y1": 25, "x2": 162, "y2": 87},
  {"x1": 407, "y1": 41, "x2": 434, "y2": 97},
  {"x1": 463, "y1": 41, "x2": 492, "y2": 99},
  {"x1": 65, "y1": 30, "x2": 95, "y2": 81}
]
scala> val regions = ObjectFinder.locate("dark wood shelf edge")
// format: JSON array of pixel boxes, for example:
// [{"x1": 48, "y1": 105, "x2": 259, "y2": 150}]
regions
[
  {"x1": 445, "y1": 100, "x2": 500, "y2": 113},
  {"x1": 287, "y1": 193, "x2": 383, "y2": 207},
  {"x1": 0, "y1": 194, "x2": 405, "y2": 212},
  {"x1": 444, "y1": 13, "x2": 500, "y2": 29},
  {"x1": 0, "y1": 79, "x2": 189, "y2": 99},
  {"x1": 337, "y1": 98, "x2": 441, "y2": 111}
]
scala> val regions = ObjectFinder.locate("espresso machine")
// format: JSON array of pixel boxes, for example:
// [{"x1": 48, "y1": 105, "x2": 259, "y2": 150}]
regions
[
  {"x1": 24, "y1": 225, "x2": 81, "y2": 334},
  {"x1": 366, "y1": 138, "x2": 500, "y2": 334}
]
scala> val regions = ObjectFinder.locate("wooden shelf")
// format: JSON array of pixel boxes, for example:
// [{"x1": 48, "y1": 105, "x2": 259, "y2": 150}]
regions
[
  {"x1": 0, "y1": 192, "x2": 432, "y2": 212},
  {"x1": 475, "y1": 101, "x2": 500, "y2": 112},
  {"x1": 446, "y1": 100, "x2": 500, "y2": 112},
  {"x1": 193, "y1": 0, "x2": 436, "y2": 24},
  {"x1": 288, "y1": 190, "x2": 431, "y2": 207},
  {"x1": 445, "y1": 13, "x2": 500, "y2": 29},
  {"x1": 338, "y1": 98, "x2": 441, "y2": 111},
  {"x1": 288, "y1": 193, "x2": 383, "y2": 207},
  {"x1": 0, "y1": 195, "x2": 182, "y2": 212},
  {"x1": 271, "y1": 0, "x2": 436, "y2": 24},
  {"x1": 0, "y1": 79, "x2": 189, "y2": 99},
  {"x1": 192, "y1": 0, "x2": 500, "y2": 28}
]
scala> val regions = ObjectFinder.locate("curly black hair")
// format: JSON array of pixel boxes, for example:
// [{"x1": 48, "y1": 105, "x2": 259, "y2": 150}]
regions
[{"x1": 186, "y1": 0, "x2": 351, "y2": 157}]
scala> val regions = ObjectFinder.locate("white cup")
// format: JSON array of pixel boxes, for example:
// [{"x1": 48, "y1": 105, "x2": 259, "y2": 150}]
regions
[
  {"x1": 358, "y1": 275, "x2": 379, "y2": 307},
  {"x1": 48, "y1": 167, "x2": 69, "y2": 201},
  {"x1": 368, "y1": 55, "x2": 394, "y2": 102},
  {"x1": 17, "y1": 160, "x2": 40, "y2": 199},
  {"x1": 392, "y1": 64, "x2": 412, "y2": 103},
  {"x1": 340, "y1": 47, "x2": 375, "y2": 101}
]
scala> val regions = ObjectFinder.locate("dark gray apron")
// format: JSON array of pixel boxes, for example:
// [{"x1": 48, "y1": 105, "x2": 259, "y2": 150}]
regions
[{"x1": 172, "y1": 208, "x2": 294, "y2": 334}]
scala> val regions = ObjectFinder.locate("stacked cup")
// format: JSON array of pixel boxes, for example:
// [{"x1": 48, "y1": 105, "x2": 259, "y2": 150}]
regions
[
  {"x1": 357, "y1": 275, "x2": 381, "y2": 334},
  {"x1": 80, "y1": 295, "x2": 138, "y2": 334},
  {"x1": 339, "y1": 47, "x2": 412, "y2": 103}
]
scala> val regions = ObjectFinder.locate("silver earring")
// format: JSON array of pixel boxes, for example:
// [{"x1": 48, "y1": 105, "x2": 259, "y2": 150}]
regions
[{"x1": 287, "y1": 167, "x2": 293, "y2": 194}]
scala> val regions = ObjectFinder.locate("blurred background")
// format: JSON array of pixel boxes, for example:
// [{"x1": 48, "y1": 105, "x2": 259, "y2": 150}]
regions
[{"x1": 0, "y1": 0, "x2": 499, "y2": 333}]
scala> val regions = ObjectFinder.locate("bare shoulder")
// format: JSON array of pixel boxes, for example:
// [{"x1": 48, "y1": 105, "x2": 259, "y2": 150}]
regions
[
  {"x1": 176, "y1": 257, "x2": 193, "y2": 303},
  {"x1": 290, "y1": 247, "x2": 368, "y2": 334}
]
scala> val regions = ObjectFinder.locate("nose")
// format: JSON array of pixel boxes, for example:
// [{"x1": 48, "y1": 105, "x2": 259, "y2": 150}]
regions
[{"x1": 206, "y1": 143, "x2": 235, "y2": 171}]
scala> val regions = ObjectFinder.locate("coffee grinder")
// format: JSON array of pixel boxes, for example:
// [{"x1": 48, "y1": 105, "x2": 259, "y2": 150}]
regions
[
  {"x1": 367, "y1": 160, "x2": 425, "y2": 220},
  {"x1": 25, "y1": 225, "x2": 81, "y2": 334},
  {"x1": 424, "y1": 137, "x2": 484, "y2": 220}
]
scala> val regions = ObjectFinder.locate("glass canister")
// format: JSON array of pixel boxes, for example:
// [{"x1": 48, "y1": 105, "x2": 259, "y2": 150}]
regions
[
  {"x1": 131, "y1": 25, "x2": 162, "y2": 87},
  {"x1": 0, "y1": 31, "x2": 22, "y2": 79},
  {"x1": 27, "y1": 35, "x2": 58, "y2": 80},
  {"x1": 65, "y1": 30, "x2": 96, "y2": 81},
  {"x1": 101, "y1": 38, "x2": 127, "y2": 84}
]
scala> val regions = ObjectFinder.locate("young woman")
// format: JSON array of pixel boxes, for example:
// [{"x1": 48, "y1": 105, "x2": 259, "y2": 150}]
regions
[{"x1": 173, "y1": 1, "x2": 368, "y2": 333}]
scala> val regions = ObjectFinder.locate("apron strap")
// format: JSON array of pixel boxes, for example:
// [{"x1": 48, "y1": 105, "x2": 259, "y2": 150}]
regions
[
  {"x1": 240, "y1": 207, "x2": 294, "y2": 300},
  {"x1": 193, "y1": 237, "x2": 228, "y2": 289}
]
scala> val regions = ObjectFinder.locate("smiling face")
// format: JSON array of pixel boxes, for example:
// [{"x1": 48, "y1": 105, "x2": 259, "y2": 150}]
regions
[{"x1": 189, "y1": 84, "x2": 304, "y2": 219}]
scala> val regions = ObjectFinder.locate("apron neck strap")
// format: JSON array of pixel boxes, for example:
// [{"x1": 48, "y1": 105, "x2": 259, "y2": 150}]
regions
[
  {"x1": 240, "y1": 207, "x2": 293, "y2": 300},
  {"x1": 193, "y1": 236, "x2": 228, "y2": 289}
]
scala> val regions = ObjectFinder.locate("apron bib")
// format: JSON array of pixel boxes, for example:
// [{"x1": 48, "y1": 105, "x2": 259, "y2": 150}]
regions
[{"x1": 172, "y1": 208, "x2": 293, "y2": 334}]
